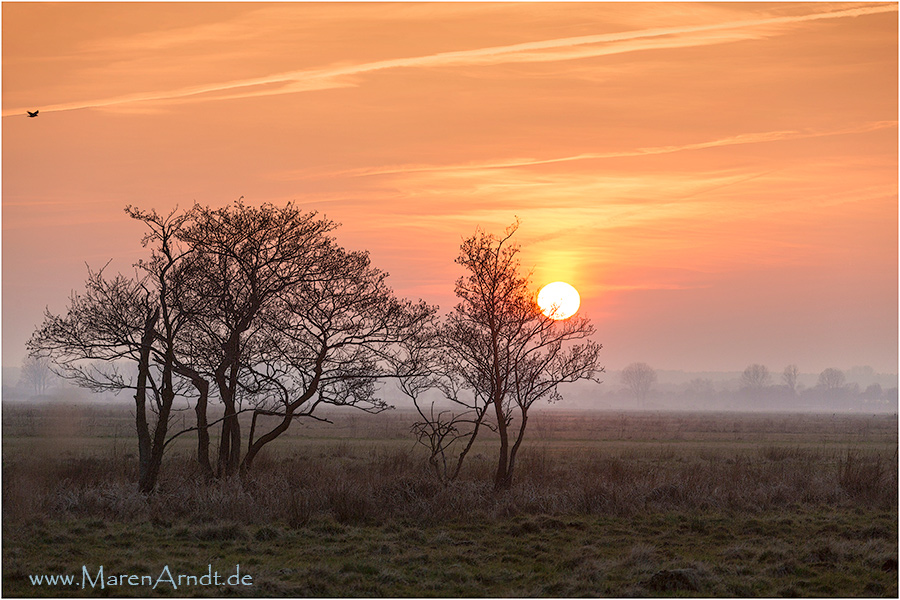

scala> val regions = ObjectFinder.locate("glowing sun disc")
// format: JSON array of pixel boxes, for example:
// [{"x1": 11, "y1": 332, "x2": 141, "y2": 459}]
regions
[{"x1": 537, "y1": 281, "x2": 580, "y2": 320}]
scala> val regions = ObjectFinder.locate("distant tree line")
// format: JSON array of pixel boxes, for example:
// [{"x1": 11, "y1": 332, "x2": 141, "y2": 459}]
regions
[
  {"x1": 737, "y1": 363, "x2": 894, "y2": 409},
  {"x1": 29, "y1": 202, "x2": 603, "y2": 493},
  {"x1": 615, "y1": 362, "x2": 897, "y2": 412}
]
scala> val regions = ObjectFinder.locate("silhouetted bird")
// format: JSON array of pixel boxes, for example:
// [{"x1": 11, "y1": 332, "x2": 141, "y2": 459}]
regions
[{"x1": 27, "y1": 110, "x2": 39, "y2": 118}]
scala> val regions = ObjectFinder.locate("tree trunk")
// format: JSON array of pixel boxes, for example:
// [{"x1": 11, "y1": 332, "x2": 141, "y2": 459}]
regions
[
  {"x1": 173, "y1": 362, "x2": 214, "y2": 482},
  {"x1": 135, "y1": 309, "x2": 159, "y2": 494},
  {"x1": 214, "y1": 340, "x2": 244, "y2": 477},
  {"x1": 142, "y1": 342, "x2": 179, "y2": 494},
  {"x1": 192, "y1": 377, "x2": 213, "y2": 481},
  {"x1": 215, "y1": 358, "x2": 242, "y2": 477},
  {"x1": 450, "y1": 409, "x2": 487, "y2": 482},
  {"x1": 135, "y1": 395, "x2": 152, "y2": 493},
  {"x1": 241, "y1": 409, "x2": 292, "y2": 474},
  {"x1": 215, "y1": 403, "x2": 243, "y2": 476},
  {"x1": 143, "y1": 389, "x2": 174, "y2": 494},
  {"x1": 502, "y1": 410, "x2": 529, "y2": 490},
  {"x1": 228, "y1": 410, "x2": 242, "y2": 474},
  {"x1": 217, "y1": 404, "x2": 235, "y2": 476},
  {"x1": 493, "y1": 396, "x2": 510, "y2": 491}
]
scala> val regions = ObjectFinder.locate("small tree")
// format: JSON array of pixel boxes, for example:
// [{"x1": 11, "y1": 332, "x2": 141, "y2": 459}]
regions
[
  {"x1": 407, "y1": 374, "x2": 491, "y2": 483},
  {"x1": 19, "y1": 355, "x2": 53, "y2": 396},
  {"x1": 394, "y1": 325, "x2": 489, "y2": 483},
  {"x1": 862, "y1": 383, "x2": 883, "y2": 401},
  {"x1": 782, "y1": 364, "x2": 800, "y2": 395},
  {"x1": 818, "y1": 368, "x2": 846, "y2": 390},
  {"x1": 741, "y1": 364, "x2": 771, "y2": 391},
  {"x1": 412, "y1": 222, "x2": 603, "y2": 489},
  {"x1": 621, "y1": 362, "x2": 657, "y2": 407}
]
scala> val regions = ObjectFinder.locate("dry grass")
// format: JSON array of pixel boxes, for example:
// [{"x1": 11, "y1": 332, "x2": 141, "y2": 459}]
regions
[
  {"x1": 2, "y1": 404, "x2": 897, "y2": 596},
  {"x1": 4, "y1": 431, "x2": 896, "y2": 527}
]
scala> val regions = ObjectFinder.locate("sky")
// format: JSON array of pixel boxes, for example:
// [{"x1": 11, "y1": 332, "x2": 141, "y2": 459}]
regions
[{"x1": 2, "y1": 2, "x2": 898, "y2": 376}]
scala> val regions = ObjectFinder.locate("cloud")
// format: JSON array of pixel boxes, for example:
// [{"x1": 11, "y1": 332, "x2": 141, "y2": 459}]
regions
[
  {"x1": 597, "y1": 282, "x2": 712, "y2": 292},
  {"x1": 291, "y1": 121, "x2": 897, "y2": 180},
  {"x1": 4, "y1": 3, "x2": 895, "y2": 117}
]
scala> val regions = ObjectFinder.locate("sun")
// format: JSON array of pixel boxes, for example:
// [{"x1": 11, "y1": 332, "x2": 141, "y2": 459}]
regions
[{"x1": 537, "y1": 281, "x2": 581, "y2": 320}]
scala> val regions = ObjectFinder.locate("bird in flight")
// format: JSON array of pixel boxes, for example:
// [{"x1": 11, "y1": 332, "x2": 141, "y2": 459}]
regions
[{"x1": 27, "y1": 110, "x2": 39, "y2": 118}]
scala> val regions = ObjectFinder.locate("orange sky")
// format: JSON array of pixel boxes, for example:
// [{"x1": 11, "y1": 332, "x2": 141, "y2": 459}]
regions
[{"x1": 3, "y1": 2, "x2": 897, "y2": 375}]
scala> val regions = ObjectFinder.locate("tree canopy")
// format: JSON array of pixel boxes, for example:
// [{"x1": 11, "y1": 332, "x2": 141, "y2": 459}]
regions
[{"x1": 30, "y1": 201, "x2": 436, "y2": 489}]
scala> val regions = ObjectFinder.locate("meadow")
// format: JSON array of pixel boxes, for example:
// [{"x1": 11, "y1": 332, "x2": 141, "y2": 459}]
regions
[{"x1": 2, "y1": 401, "x2": 897, "y2": 597}]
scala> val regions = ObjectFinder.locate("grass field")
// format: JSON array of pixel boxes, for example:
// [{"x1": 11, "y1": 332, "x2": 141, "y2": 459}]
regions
[{"x1": 2, "y1": 401, "x2": 897, "y2": 597}]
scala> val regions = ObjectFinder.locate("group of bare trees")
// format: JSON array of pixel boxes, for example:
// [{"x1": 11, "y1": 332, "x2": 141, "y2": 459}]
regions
[
  {"x1": 29, "y1": 204, "x2": 604, "y2": 493},
  {"x1": 30, "y1": 202, "x2": 435, "y2": 492}
]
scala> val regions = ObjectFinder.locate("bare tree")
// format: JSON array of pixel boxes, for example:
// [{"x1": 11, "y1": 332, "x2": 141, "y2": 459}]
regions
[
  {"x1": 127, "y1": 206, "x2": 200, "y2": 489},
  {"x1": 392, "y1": 321, "x2": 491, "y2": 483},
  {"x1": 740, "y1": 364, "x2": 771, "y2": 391},
  {"x1": 19, "y1": 355, "x2": 53, "y2": 396},
  {"x1": 30, "y1": 267, "x2": 167, "y2": 493},
  {"x1": 818, "y1": 367, "x2": 846, "y2": 390},
  {"x1": 29, "y1": 207, "x2": 195, "y2": 493},
  {"x1": 175, "y1": 200, "x2": 340, "y2": 477},
  {"x1": 415, "y1": 222, "x2": 603, "y2": 490},
  {"x1": 621, "y1": 362, "x2": 657, "y2": 407},
  {"x1": 170, "y1": 200, "x2": 436, "y2": 476},
  {"x1": 782, "y1": 364, "x2": 800, "y2": 395}
]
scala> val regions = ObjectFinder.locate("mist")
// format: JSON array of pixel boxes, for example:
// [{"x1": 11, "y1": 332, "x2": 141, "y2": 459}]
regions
[{"x1": 5, "y1": 363, "x2": 897, "y2": 415}]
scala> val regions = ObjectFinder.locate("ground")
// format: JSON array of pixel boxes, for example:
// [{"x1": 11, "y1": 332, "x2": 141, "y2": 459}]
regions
[{"x1": 2, "y1": 402, "x2": 897, "y2": 597}]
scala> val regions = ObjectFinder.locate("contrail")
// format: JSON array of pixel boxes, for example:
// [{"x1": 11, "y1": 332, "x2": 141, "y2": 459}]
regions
[
  {"x1": 334, "y1": 121, "x2": 899, "y2": 178},
  {"x1": 4, "y1": 3, "x2": 895, "y2": 117}
]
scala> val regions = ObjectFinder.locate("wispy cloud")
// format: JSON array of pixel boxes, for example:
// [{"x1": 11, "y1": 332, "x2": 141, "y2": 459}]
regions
[
  {"x1": 290, "y1": 121, "x2": 897, "y2": 180},
  {"x1": 5, "y1": 3, "x2": 894, "y2": 117},
  {"x1": 597, "y1": 282, "x2": 712, "y2": 292}
]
